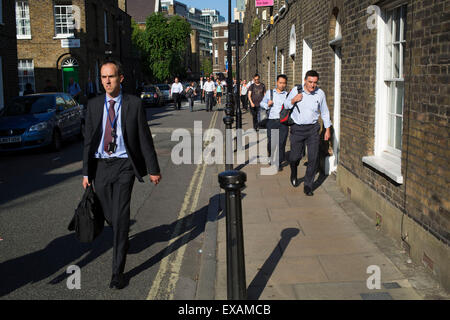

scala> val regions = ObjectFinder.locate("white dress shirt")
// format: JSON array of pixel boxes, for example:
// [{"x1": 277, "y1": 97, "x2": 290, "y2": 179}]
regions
[{"x1": 171, "y1": 82, "x2": 184, "y2": 94}]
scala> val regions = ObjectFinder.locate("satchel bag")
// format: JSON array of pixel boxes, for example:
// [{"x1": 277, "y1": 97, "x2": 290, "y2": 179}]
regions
[
  {"x1": 258, "y1": 89, "x2": 273, "y2": 129},
  {"x1": 280, "y1": 85, "x2": 302, "y2": 126},
  {"x1": 68, "y1": 185, "x2": 104, "y2": 243}
]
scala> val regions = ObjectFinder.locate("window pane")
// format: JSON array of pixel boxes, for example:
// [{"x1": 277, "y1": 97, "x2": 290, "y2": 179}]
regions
[
  {"x1": 389, "y1": 82, "x2": 396, "y2": 113},
  {"x1": 395, "y1": 116, "x2": 403, "y2": 150},
  {"x1": 388, "y1": 115, "x2": 395, "y2": 148},
  {"x1": 394, "y1": 7, "x2": 401, "y2": 42},
  {"x1": 393, "y1": 43, "x2": 400, "y2": 78},
  {"x1": 396, "y1": 82, "x2": 404, "y2": 115}
]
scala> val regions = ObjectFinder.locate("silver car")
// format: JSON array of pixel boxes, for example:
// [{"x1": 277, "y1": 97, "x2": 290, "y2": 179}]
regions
[{"x1": 156, "y1": 84, "x2": 172, "y2": 103}]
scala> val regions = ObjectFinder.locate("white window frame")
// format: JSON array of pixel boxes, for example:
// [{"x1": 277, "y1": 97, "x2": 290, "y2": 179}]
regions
[
  {"x1": 224, "y1": 42, "x2": 228, "y2": 51},
  {"x1": 18, "y1": 59, "x2": 35, "y2": 96},
  {"x1": 53, "y1": 3, "x2": 75, "y2": 38},
  {"x1": 363, "y1": 4, "x2": 406, "y2": 184},
  {"x1": 16, "y1": 1, "x2": 32, "y2": 39},
  {"x1": 302, "y1": 39, "x2": 312, "y2": 81},
  {"x1": 0, "y1": 57, "x2": 4, "y2": 111}
]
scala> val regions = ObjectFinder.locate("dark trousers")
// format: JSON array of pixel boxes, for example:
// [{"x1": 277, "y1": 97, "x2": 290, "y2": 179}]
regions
[
  {"x1": 188, "y1": 97, "x2": 194, "y2": 111},
  {"x1": 205, "y1": 92, "x2": 214, "y2": 111},
  {"x1": 267, "y1": 119, "x2": 289, "y2": 165},
  {"x1": 240, "y1": 95, "x2": 248, "y2": 110},
  {"x1": 289, "y1": 123, "x2": 320, "y2": 189},
  {"x1": 250, "y1": 106, "x2": 260, "y2": 129},
  {"x1": 94, "y1": 158, "x2": 135, "y2": 275},
  {"x1": 201, "y1": 90, "x2": 205, "y2": 103},
  {"x1": 173, "y1": 93, "x2": 181, "y2": 109}
]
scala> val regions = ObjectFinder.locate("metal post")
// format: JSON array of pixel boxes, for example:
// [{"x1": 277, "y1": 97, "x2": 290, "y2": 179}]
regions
[
  {"x1": 219, "y1": 170, "x2": 247, "y2": 300},
  {"x1": 223, "y1": 107, "x2": 234, "y2": 171},
  {"x1": 235, "y1": 20, "x2": 242, "y2": 130},
  {"x1": 227, "y1": 0, "x2": 233, "y2": 115}
]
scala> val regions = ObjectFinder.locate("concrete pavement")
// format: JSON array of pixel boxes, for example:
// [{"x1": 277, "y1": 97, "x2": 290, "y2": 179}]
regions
[{"x1": 212, "y1": 110, "x2": 448, "y2": 300}]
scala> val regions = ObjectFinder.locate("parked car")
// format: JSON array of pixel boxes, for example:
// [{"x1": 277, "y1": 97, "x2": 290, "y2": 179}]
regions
[
  {"x1": 140, "y1": 85, "x2": 163, "y2": 107},
  {"x1": 0, "y1": 93, "x2": 83, "y2": 152},
  {"x1": 156, "y1": 84, "x2": 172, "y2": 103}
]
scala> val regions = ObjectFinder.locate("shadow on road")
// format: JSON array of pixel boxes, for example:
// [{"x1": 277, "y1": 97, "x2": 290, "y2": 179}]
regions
[{"x1": 0, "y1": 194, "x2": 223, "y2": 297}]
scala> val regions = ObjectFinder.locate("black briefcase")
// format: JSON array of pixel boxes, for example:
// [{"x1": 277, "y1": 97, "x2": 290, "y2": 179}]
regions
[{"x1": 68, "y1": 185, "x2": 104, "y2": 243}]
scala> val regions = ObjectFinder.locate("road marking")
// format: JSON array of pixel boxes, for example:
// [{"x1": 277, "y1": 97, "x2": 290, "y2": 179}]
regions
[{"x1": 146, "y1": 111, "x2": 218, "y2": 300}]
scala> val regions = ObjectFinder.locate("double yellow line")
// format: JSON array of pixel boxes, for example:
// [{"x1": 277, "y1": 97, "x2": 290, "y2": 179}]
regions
[{"x1": 147, "y1": 110, "x2": 219, "y2": 300}]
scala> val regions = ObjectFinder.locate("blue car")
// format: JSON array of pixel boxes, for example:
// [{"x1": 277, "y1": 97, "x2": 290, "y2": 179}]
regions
[{"x1": 0, "y1": 93, "x2": 84, "y2": 152}]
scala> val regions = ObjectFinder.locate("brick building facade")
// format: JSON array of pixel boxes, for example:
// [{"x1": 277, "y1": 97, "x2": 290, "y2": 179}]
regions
[
  {"x1": 212, "y1": 22, "x2": 236, "y2": 77},
  {"x1": 0, "y1": 0, "x2": 19, "y2": 110},
  {"x1": 240, "y1": 0, "x2": 450, "y2": 290},
  {"x1": 15, "y1": 0, "x2": 142, "y2": 98}
]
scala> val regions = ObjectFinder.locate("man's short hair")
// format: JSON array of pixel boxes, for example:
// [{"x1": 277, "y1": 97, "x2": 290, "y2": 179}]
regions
[
  {"x1": 253, "y1": 73, "x2": 260, "y2": 79},
  {"x1": 277, "y1": 74, "x2": 288, "y2": 82},
  {"x1": 304, "y1": 70, "x2": 319, "y2": 80},
  {"x1": 100, "y1": 59, "x2": 124, "y2": 76}
]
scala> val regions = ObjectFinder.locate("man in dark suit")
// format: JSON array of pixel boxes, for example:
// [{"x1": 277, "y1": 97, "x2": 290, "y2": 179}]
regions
[{"x1": 82, "y1": 60, "x2": 161, "y2": 289}]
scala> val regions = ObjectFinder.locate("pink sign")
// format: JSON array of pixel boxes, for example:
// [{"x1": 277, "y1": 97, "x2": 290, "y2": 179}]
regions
[{"x1": 255, "y1": 0, "x2": 274, "y2": 7}]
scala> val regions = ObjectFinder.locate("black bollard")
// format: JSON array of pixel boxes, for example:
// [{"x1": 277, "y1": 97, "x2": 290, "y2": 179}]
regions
[
  {"x1": 224, "y1": 97, "x2": 235, "y2": 171},
  {"x1": 219, "y1": 170, "x2": 247, "y2": 300}
]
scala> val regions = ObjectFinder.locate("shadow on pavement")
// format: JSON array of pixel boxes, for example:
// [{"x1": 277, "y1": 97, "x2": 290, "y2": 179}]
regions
[{"x1": 247, "y1": 228, "x2": 300, "y2": 300}]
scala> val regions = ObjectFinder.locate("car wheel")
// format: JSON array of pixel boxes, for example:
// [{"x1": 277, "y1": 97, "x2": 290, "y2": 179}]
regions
[{"x1": 51, "y1": 129, "x2": 62, "y2": 152}]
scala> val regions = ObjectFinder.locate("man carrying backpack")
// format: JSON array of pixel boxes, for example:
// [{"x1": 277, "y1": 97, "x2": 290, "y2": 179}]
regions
[
  {"x1": 260, "y1": 74, "x2": 290, "y2": 171},
  {"x1": 284, "y1": 70, "x2": 331, "y2": 196}
]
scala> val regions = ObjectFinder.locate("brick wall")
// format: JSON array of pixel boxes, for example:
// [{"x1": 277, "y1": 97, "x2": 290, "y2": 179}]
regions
[
  {"x1": 240, "y1": 0, "x2": 449, "y2": 263},
  {"x1": 16, "y1": 0, "x2": 140, "y2": 95},
  {"x1": 0, "y1": 0, "x2": 19, "y2": 105}
]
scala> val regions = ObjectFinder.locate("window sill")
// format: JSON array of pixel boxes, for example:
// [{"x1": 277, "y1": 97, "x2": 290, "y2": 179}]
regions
[
  {"x1": 17, "y1": 35, "x2": 32, "y2": 40},
  {"x1": 362, "y1": 154, "x2": 403, "y2": 184},
  {"x1": 53, "y1": 35, "x2": 75, "y2": 40}
]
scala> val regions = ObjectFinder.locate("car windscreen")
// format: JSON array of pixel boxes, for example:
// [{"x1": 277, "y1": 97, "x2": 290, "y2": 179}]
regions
[
  {"x1": 2, "y1": 96, "x2": 55, "y2": 116},
  {"x1": 157, "y1": 85, "x2": 170, "y2": 91},
  {"x1": 143, "y1": 87, "x2": 157, "y2": 93}
]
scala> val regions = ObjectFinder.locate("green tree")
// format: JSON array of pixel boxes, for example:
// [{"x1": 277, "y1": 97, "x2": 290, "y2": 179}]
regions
[
  {"x1": 251, "y1": 17, "x2": 261, "y2": 39},
  {"x1": 132, "y1": 13, "x2": 191, "y2": 82},
  {"x1": 200, "y1": 58, "x2": 213, "y2": 76}
]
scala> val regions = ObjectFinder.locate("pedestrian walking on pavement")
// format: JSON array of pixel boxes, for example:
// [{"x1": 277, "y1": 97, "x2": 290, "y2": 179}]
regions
[
  {"x1": 171, "y1": 77, "x2": 183, "y2": 110},
  {"x1": 82, "y1": 59, "x2": 161, "y2": 289},
  {"x1": 240, "y1": 80, "x2": 249, "y2": 111},
  {"x1": 203, "y1": 76, "x2": 216, "y2": 112},
  {"x1": 185, "y1": 82, "x2": 196, "y2": 112},
  {"x1": 248, "y1": 74, "x2": 266, "y2": 131},
  {"x1": 260, "y1": 74, "x2": 290, "y2": 171},
  {"x1": 216, "y1": 80, "x2": 223, "y2": 105},
  {"x1": 199, "y1": 77, "x2": 205, "y2": 103},
  {"x1": 284, "y1": 70, "x2": 331, "y2": 196}
]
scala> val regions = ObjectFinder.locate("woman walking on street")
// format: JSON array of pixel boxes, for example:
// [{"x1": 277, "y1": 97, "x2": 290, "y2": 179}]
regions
[
  {"x1": 185, "y1": 82, "x2": 196, "y2": 112},
  {"x1": 216, "y1": 80, "x2": 223, "y2": 105}
]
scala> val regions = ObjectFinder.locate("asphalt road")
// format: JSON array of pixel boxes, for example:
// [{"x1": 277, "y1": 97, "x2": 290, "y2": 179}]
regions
[{"x1": 0, "y1": 99, "x2": 223, "y2": 300}]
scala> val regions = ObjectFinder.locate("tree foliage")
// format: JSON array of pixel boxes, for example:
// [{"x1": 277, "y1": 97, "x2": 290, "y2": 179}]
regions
[
  {"x1": 132, "y1": 13, "x2": 192, "y2": 82},
  {"x1": 200, "y1": 58, "x2": 213, "y2": 76},
  {"x1": 251, "y1": 17, "x2": 261, "y2": 39}
]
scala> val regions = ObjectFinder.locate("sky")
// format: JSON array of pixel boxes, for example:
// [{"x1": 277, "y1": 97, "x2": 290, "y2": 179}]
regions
[{"x1": 181, "y1": 0, "x2": 237, "y2": 21}]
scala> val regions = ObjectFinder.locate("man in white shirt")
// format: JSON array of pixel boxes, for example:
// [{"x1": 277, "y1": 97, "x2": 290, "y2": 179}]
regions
[
  {"x1": 284, "y1": 70, "x2": 332, "y2": 196},
  {"x1": 171, "y1": 77, "x2": 184, "y2": 110},
  {"x1": 203, "y1": 76, "x2": 216, "y2": 112},
  {"x1": 260, "y1": 74, "x2": 290, "y2": 171}
]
